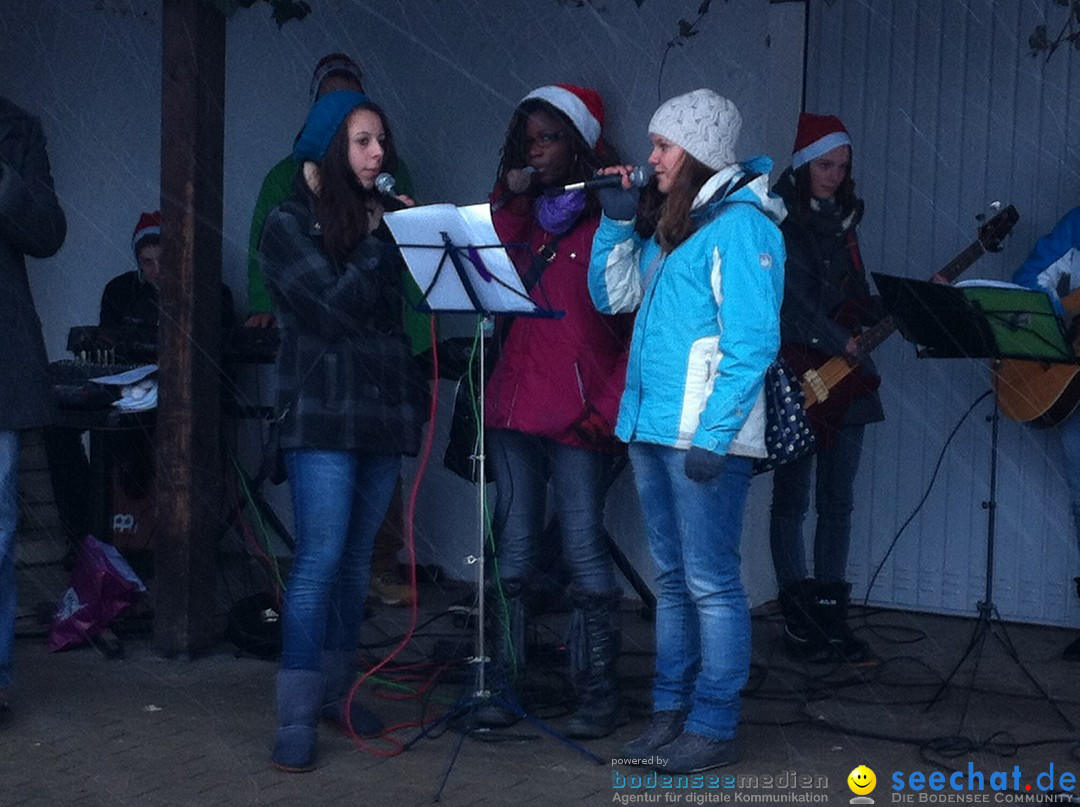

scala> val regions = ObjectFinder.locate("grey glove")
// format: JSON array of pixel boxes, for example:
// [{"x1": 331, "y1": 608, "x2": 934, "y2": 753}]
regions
[
  {"x1": 596, "y1": 184, "x2": 640, "y2": 221},
  {"x1": 684, "y1": 446, "x2": 726, "y2": 483}
]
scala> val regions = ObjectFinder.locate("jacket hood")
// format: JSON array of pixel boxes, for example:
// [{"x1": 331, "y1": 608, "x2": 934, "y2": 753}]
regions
[{"x1": 692, "y1": 155, "x2": 786, "y2": 227}]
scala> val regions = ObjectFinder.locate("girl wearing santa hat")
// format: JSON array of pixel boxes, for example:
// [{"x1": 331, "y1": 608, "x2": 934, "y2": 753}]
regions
[
  {"x1": 767, "y1": 113, "x2": 882, "y2": 667},
  {"x1": 479, "y1": 84, "x2": 632, "y2": 740}
]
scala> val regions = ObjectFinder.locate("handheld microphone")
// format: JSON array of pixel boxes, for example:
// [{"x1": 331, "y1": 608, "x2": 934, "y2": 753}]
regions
[
  {"x1": 491, "y1": 167, "x2": 537, "y2": 213},
  {"x1": 375, "y1": 172, "x2": 397, "y2": 197},
  {"x1": 557, "y1": 166, "x2": 652, "y2": 193}
]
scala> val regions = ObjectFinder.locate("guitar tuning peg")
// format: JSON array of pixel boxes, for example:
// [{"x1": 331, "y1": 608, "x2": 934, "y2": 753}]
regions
[{"x1": 976, "y1": 201, "x2": 1003, "y2": 224}]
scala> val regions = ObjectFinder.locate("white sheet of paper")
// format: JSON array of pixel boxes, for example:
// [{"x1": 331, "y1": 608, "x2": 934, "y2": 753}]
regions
[
  {"x1": 384, "y1": 203, "x2": 539, "y2": 315},
  {"x1": 90, "y1": 363, "x2": 158, "y2": 386}
]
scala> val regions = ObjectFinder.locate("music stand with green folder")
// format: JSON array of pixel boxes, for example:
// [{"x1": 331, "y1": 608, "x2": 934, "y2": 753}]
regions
[
  {"x1": 871, "y1": 271, "x2": 1075, "y2": 730},
  {"x1": 871, "y1": 273, "x2": 1074, "y2": 363}
]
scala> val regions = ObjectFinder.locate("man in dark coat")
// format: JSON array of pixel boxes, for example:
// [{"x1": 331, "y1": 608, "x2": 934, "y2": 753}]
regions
[{"x1": 0, "y1": 96, "x2": 67, "y2": 724}]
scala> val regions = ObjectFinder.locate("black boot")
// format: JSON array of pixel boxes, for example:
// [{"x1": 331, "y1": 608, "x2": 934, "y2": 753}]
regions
[
  {"x1": 778, "y1": 579, "x2": 828, "y2": 659},
  {"x1": 566, "y1": 589, "x2": 625, "y2": 739},
  {"x1": 812, "y1": 580, "x2": 877, "y2": 666},
  {"x1": 474, "y1": 580, "x2": 527, "y2": 728},
  {"x1": 1063, "y1": 578, "x2": 1080, "y2": 662}
]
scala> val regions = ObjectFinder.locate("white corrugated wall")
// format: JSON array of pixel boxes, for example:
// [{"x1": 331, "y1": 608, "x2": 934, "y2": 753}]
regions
[{"x1": 804, "y1": 0, "x2": 1080, "y2": 624}]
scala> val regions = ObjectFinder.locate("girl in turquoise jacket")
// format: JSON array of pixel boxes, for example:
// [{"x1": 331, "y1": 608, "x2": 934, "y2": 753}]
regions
[{"x1": 588, "y1": 89, "x2": 785, "y2": 774}]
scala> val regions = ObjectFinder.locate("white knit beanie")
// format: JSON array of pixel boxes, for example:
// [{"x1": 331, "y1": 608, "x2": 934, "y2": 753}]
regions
[{"x1": 648, "y1": 89, "x2": 741, "y2": 171}]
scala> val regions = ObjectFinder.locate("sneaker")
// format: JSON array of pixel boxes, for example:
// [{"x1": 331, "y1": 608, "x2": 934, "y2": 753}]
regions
[
  {"x1": 619, "y1": 710, "x2": 686, "y2": 759},
  {"x1": 655, "y1": 731, "x2": 737, "y2": 773},
  {"x1": 370, "y1": 571, "x2": 414, "y2": 607}
]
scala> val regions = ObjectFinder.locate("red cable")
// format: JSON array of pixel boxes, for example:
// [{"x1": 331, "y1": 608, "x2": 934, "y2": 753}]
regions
[{"x1": 345, "y1": 313, "x2": 442, "y2": 756}]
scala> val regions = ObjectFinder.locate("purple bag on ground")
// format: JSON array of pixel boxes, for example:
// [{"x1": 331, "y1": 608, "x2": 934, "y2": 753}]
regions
[{"x1": 48, "y1": 535, "x2": 147, "y2": 652}]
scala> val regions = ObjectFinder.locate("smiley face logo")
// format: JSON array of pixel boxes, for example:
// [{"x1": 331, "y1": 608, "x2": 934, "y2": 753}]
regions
[{"x1": 848, "y1": 765, "x2": 876, "y2": 795}]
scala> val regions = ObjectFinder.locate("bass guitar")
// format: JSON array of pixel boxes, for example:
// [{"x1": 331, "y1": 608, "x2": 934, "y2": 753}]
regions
[
  {"x1": 784, "y1": 204, "x2": 1019, "y2": 444},
  {"x1": 994, "y1": 288, "x2": 1080, "y2": 428}
]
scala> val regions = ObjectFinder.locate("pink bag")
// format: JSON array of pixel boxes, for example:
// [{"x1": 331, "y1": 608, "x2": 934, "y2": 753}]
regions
[{"x1": 48, "y1": 536, "x2": 147, "y2": 652}]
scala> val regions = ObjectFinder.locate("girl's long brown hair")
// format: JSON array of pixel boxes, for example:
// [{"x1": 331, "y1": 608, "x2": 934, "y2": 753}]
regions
[
  {"x1": 314, "y1": 101, "x2": 399, "y2": 263},
  {"x1": 635, "y1": 152, "x2": 716, "y2": 252}
]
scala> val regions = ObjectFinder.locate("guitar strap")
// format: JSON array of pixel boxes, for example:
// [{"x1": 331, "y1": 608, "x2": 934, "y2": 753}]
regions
[{"x1": 845, "y1": 230, "x2": 864, "y2": 274}]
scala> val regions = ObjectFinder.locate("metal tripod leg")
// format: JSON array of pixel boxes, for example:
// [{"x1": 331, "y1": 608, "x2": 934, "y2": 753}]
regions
[{"x1": 926, "y1": 403, "x2": 1074, "y2": 730}]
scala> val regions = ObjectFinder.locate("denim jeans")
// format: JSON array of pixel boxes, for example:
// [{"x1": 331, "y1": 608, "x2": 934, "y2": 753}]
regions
[
  {"x1": 0, "y1": 431, "x2": 19, "y2": 692},
  {"x1": 280, "y1": 449, "x2": 400, "y2": 671},
  {"x1": 769, "y1": 424, "x2": 864, "y2": 587},
  {"x1": 627, "y1": 442, "x2": 752, "y2": 741},
  {"x1": 488, "y1": 429, "x2": 617, "y2": 596},
  {"x1": 1058, "y1": 413, "x2": 1080, "y2": 550}
]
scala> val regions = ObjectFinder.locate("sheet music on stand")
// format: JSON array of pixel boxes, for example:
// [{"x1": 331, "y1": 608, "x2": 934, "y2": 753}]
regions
[
  {"x1": 871, "y1": 273, "x2": 1074, "y2": 363},
  {"x1": 871, "y1": 270, "x2": 1076, "y2": 731},
  {"x1": 384, "y1": 202, "x2": 548, "y2": 317},
  {"x1": 380, "y1": 201, "x2": 597, "y2": 798}
]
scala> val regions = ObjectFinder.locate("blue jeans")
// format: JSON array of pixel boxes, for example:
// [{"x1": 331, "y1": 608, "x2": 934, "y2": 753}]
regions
[
  {"x1": 488, "y1": 429, "x2": 617, "y2": 596},
  {"x1": 1058, "y1": 413, "x2": 1080, "y2": 550},
  {"x1": 280, "y1": 449, "x2": 400, "y2": 671},
  {"x1": 769, "y1": 424, "x2": 864, "y2": 587},
  {"x1": 0, "y1": 431, "x2": 17, "y2": 692},
  {"x1": 628, "y1": 442, "x2": 752, "y2": 741}
]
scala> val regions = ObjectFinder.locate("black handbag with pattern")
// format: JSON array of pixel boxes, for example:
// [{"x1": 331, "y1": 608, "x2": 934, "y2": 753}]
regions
[{"x1": 753, "y1": 357, "x2": 816, "y2": 474}]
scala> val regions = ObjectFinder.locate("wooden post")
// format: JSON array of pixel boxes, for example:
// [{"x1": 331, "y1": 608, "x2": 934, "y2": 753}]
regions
[{"x1": 153, "y1": 0, "x2": 226, "y2": 656}]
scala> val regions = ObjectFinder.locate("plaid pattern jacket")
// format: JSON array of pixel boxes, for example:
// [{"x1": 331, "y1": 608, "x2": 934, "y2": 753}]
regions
[{"x1": 260, "y1": 185, "x2": 427, "y2": 455}]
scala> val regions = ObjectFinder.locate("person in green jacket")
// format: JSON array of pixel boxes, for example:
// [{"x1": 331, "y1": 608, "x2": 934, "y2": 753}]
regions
[
  {"x1": 245, "y1": 53, "x2": 416, "y2": 329},
  {"x1": 245, "y1": 54, "x2": 424, "y2": 607}
]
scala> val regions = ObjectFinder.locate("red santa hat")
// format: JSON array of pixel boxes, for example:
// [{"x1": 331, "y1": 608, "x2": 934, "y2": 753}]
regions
[
  {"x1": 791, "y1": 113, "x2": 851, "y2": 170},
  {"x1": 521, "y1": 84, "x2": 604, "y2": 150},
  {"x1": 131, "y1": 210, "x2": 161, "y2": 262}
]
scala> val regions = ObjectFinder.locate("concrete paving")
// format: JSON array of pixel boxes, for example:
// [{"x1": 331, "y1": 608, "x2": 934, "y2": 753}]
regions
[{"x1": 5, "y1": 574, "x2": 1080, "y2": 806}]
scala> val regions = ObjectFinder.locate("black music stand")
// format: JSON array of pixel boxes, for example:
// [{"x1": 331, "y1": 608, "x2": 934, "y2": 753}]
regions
[
  {"x1": 384, "y1": 204, "x2": 604, "y2": 798},
  {"x1": 874, "y1": 273, "x2": 1075, "y2": 729}
]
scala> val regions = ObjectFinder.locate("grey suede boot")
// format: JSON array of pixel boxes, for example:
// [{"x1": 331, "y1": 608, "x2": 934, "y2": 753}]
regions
[
  {"x1": 321, "y1": 650, "x2": 384, "y2": 737},
  {"x1": 271, "y1": 669, "x2": 323, "y2": 772},
  {"x1": 566, "y1": 589, "x2": 625, "y2": 739}
]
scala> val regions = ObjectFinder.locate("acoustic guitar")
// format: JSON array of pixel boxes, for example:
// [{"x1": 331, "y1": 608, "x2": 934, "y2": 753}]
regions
[
  {"x1": 994, "y1": 288, "x2": 1080, "y2": 428},
  {"x1": 784, "y1": 204, "x2": 1019, "y2": 444}
]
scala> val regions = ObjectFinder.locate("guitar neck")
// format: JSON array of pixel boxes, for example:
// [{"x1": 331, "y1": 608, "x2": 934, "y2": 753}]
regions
[
  {"x1": 857, "y1": 239, "x2": 986, "y2": 355},
  {"x1": 801, "y1": 239, "x2": 989, "y2": 407}
]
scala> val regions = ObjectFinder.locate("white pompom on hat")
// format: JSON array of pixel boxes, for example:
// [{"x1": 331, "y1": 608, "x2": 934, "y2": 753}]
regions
[
  {"x1": 521, "y1": 84, "x2": 605, "y2": 150},
  {"x1": 648, "y1": 89, "x2": 741, "y2": 171}
]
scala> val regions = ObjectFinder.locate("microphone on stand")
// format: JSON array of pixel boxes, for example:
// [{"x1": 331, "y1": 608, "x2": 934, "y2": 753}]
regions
[{"x1": 555, "y1": 165, "x2": 652, "y2": 193}]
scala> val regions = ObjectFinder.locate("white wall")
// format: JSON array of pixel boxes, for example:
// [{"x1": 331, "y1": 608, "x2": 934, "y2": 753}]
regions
[
  {"x1": 806, "y1": 0, "x2": 1080, "y2": 625},
  {"x1": 1, "y1": 0, "x2": 804, "y2": 604}
]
